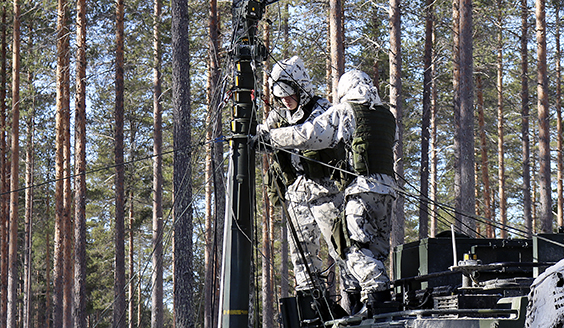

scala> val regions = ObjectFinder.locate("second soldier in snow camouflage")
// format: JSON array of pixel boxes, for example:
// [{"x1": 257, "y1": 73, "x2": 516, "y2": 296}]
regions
[
  {"x1": 265, "y1": 69, "x2": 397, "y2": 317},
  {"x1": 256, "y1": 57, "x2": 359, "y2": 303}
]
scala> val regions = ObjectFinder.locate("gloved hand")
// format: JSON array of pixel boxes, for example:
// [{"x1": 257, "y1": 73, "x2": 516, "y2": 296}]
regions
[{"x1": 249, "y1": 131, "x2": 273, "y2": 153}]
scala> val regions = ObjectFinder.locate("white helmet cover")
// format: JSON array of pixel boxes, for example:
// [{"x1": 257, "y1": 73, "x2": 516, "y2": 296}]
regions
[
  {"x1": 269, "y1": 56, "x2": 314, "y2": 106},
  {"x1": 337, "y1": 69, "x2": 383, "y2": 107}
]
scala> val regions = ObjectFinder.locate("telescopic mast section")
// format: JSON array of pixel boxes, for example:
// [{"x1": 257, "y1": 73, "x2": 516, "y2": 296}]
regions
[{"x1": 220, "y1": 0, "x2": 268, "y2": 327}]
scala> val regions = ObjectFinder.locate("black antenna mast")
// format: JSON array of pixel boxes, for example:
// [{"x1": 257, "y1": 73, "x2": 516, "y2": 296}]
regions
[{"x1": 219, "y1": 0, "x2": 276, "y2": 327}]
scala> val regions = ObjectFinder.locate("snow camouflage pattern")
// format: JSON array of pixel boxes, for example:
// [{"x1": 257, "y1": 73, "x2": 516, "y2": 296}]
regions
[
  {"x1": 267, "y1": 70, "x2": 397, "y2": 302},
  {"x1": 526, "y1": 258, "x2": 564, "y2": 328},
  {"x1": 268, "y1": 56, "x2": 314, "y2": 116},
  {"x1": 257, "y1": 58, "x2": 359, "y2": 292}
]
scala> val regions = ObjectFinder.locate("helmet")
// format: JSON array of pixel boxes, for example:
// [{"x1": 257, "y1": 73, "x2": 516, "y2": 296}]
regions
[
  {"x1": 337, "y1": 70, "x2": 382, "y2": 106},
  {"x1": 269, "y1": 56, "x2": 314, "y2": 107}
]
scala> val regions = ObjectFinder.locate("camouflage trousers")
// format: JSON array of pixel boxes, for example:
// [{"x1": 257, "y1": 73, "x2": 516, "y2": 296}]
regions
[
  {"x1": 286, "y1": 176, "x2": 359, "y2": 292},
  {"x1": 343, "y1": 192, "x2": 394, "y2": 302}
]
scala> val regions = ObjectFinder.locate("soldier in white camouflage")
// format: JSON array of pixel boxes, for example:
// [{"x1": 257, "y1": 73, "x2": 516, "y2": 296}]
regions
[
  {"x1": 256, "y1": 57, "x2": 359, "y2": 304},
  {"x1": 264, "y1": 69, "x2": 397, "y2": 317}
]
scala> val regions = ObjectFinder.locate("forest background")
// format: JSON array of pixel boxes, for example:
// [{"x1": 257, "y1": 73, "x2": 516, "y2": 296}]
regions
[{"x1": 0, "y1": 0, "x2": 561, "y2": 326}]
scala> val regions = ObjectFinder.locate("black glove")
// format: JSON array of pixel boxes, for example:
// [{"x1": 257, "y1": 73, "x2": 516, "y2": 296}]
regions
[{"x1": 249, "y1": 132, "x2": 272, "y2": 153}]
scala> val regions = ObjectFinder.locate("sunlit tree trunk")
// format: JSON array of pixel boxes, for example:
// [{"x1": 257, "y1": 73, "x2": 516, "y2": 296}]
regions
[
  {"x1": 62, "y1": 2, "x2": 72, "y2": 325},
  {"x1": 458, "y1": 0, "x2": 475, "y2": 235},
  {"x1": 205, "y1": 0, "x2": 222, "y2": 325},
  {"x1": 556, "y1": 6, "x2": 563, "y2": 228},
  {"x1": 113, "y1": 0, "x2": 126, "y2": 325},
  {"x1": 329, "y1": 0, "x2": 344, "y2": 99},
  {"x1": 0, "y1": 4, "x2": 7, "y2": 325},
  {"x1": 497, "y1": 1, "x2": 506, "y2": 238},
  {"x1": 261, "y1": 9, "x2": 274, "y2": 327},
  {"x1": 420, "y1": 0, "x2": 433, "y2": 238},
  {"x1": 452, "y1": 0, "x2": 461, "y2": 231},
  {"x1": 23, "y1": 63, "x2": 35, "y2": 328},
  {"x1": 390, "y1": 0, "x2": 404, "y2": 257},
  {"x1": 73, "y1": 0, "x2": 87, "y2": 325},
  {"x1": 45, "y1": 204, "x2": 51, "y2": 328},
  {"x1": 521, "y1": 0, "x2": 532, "y2": 237},
  {"x1": 128, "y1": 192, "x2": 135, "y2": 328},
  {"x1": 151, "y1": 0, "x2": 163, "y2": 327},
  {"x1": 281, "y1": 3, "x2": 289, "y2": 298},
  {"x1": 476, "y1": 75, "x2": 493, "y2": 237},
  {"x1": 430, "y1": 17, "x2": 438, "y2": 238},
  {"x1": 7, "y1": 0, "x2": 20, "y2": 325},
  {"x1": 536, "y1": 0, "x2": 552, "y2": 233},
  {"x1": 172, "y1": 0, "x2": 194, "y2": 324}
]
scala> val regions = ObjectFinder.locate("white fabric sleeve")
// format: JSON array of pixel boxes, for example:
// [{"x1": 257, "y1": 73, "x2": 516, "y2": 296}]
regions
[{"x1": 269, "y1": 103, "x2": 355, "y2": 150}]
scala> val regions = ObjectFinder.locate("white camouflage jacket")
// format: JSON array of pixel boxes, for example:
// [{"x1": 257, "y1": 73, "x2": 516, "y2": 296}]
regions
[{"x1": 268, "y1": 70, "x2": 397, "y2": 197}]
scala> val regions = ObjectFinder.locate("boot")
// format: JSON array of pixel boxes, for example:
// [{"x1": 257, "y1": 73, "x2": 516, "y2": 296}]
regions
[
  {"x1": 366, "y1": 290, "x2": 400, "y2": 316},
  {"x1": 346, "y1": 291, "x2": 363, "y2": 316}
]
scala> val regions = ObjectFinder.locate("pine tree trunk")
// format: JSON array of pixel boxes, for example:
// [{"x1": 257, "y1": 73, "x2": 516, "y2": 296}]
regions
[
  {"x1": 7, "y1": 0, "x2": 20, "y2": 325},
  {"x1": 536, "y1": 0, "x2": 552, "y2": 233},
  {"x1": 0, "y1": 4, "x2": 7, "y2": 325},
  {"x1": 389, "y1": 0, "x2": 404, "y2": 256},
  {"x1": 45, "y1": 214, "x2": 51, "y2": 328},
  {"x1": 0, "y1": 2, "x2": 7, "y2": 324},
  {"x1": 114, "y1": 0, "x2": 127, "y2": 325},
  {"x1": 261, "y1": 10, "x2": 274, "y2": 328},
  {"x1": 430, "y1": 18, "x2": 438, "y2": 238},
  {"x1": 521, "y1": 0, "x2": 532, "y2": 236},
  {"x1": 152, "y1": 0, "x2": 164, "y2": 327},
  {"x1": 452, "y1": 0, "x2": 461, "y2": 231},
  {"x1": 556, "y1": 7, "x2": 563, "y2": 228},
  {"x1": 497, "y1": 3, "x2": 506, "y2": 238},
  {"x1": 420, "y1": 0, "x2": 433, "y2": 238},
  {"x1": 329, "y1": 0, "x2": 344, "y2": 99},
  {"x1": 476, "y1": 75, "x2": 493, "y2": 237},
  {"x1": 62, "y1": 3, "x2": 73, "y2": 325},
  {"x1": 172, "y1": 0, "x2": 194, "y2": 324},
  {"x1": 281, "y1": 3, "x2": 289, "y2": 298},
  {"x1": 53, "y1": 0, "x2": 67, "y2": 322},
  {"x1": 458, "y1": 0, "x2": 475, "y2": 235},
  {"x1": 73, "y1": 0, "x2": 87, "y2": 325},
  {"x1": 205, "y1": 0, "x2": 221, "y2": 325},
  {"x1": 23, "y1": 67, "x2": 35, "y2": 328},
  {"x1": 128, "y1": 193, "x2": 135, "y2": 328}
]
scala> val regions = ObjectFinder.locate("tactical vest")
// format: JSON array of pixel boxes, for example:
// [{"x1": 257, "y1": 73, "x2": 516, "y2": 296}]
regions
[
  {"x1": 266, "y1": 97, "x2": 347, "y2": 205},
  {"x1": 350, "y1": 103, "x2": 395, "y2": 176}
]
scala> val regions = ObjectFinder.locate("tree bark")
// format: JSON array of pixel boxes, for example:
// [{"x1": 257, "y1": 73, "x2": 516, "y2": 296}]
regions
[
  {"x1": 497, "y1": 1, "x2": 506, "y2": 238},
  {"x1": 281, "y1": 3, "x2": 289, "y2": 299},
  {"x1": 556, "y1": 6, "x2": 563, "y2": 228},
  {"x1": 62, "y1": 3, "x2": 73, "y2": 326},
  {"x1": 536, "y1": 0, "x2": 552, "y2": 233},
  {"x1": 128, "y1": 192, "x2": 135, "y2": 328},
  {"x1": 452, "y1": 0, "x2": 461, "y2": 231},
  {"x1": 521, "y1": 0, "x2": 532, "y2": 236},
  {"x1": 420, "y1": 0, "x2": 433, "y2": 238},
  {"x1": 23, "y1": 66, "x2": 35, "y2": 328},
  {"x1": 73, "y1": 0, "x2": 87, "y2": 325},
  {"x1": 205, "y1": 0, "x2": 223, "y2": 325},
  {"x1": 430, "y1": 17, "x2": 438, "y2": 238},
  {"x1": 152, "y1": 0, "x2": 164, "y2": 327},
  {"x1": 329, "y1": 0, "x2": 344, "y2": 100},
  {"x1": 476, "y1": 74, "x2": 493, "y2": 237},
  {"x1": 0, "y1": 4, "x2": 7, "y2": 325},
  {"x1": 458, "y1": 0, "x2": 475, "y2": 235},
  {"x1": 113, "y1": 0, "x2": 127, "y2": 325},
  {"x1": 389, "y1": 0, "x2": 404, "y2": 256},
  {"x1": 172, "y1": 0, "x2": 194, "y2": 325},
  {"x1": 7, "y1": 0, "x2": 20, "y2": 325}
]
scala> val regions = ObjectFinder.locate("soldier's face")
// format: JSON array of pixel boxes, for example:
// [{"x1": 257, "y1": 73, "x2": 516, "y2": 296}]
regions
[{"x1": 281, "y1": 94, "x2": 298, "y2": 110}]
